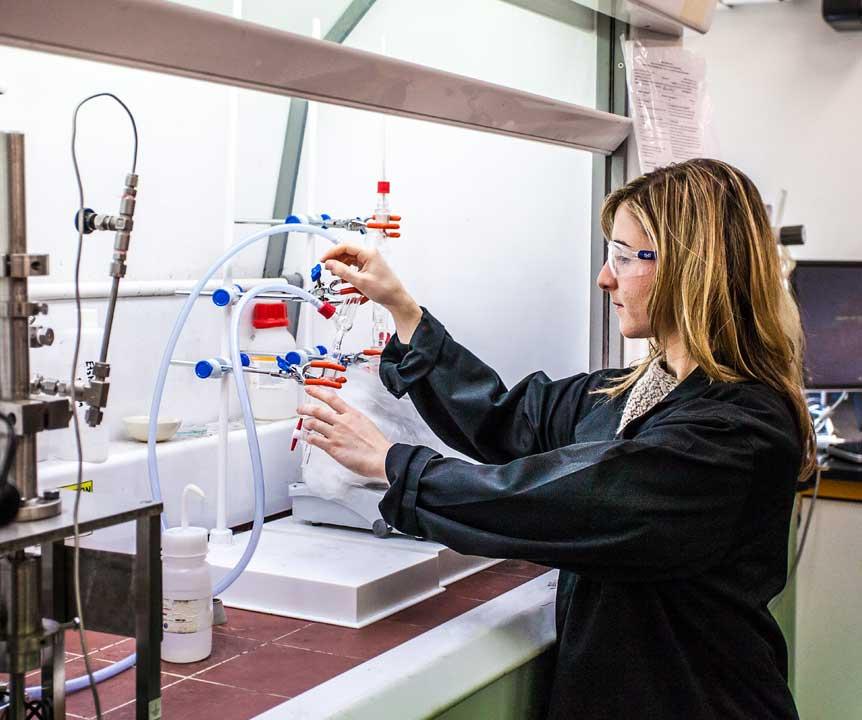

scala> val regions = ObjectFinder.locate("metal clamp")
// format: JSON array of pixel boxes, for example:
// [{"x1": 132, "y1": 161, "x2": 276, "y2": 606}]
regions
[
  {"x1": 1, "y1": 253, "x2": 49, "y2": 278},
  {"x1": 0, "y1": 301, "x2": 48, "y2": 318},
  {"x1": 0, "y1": 398, "x2": 72, "y2": 435}
]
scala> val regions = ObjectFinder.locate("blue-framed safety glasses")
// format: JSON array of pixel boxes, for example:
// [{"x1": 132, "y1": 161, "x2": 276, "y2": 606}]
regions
[{"x1": 606, "y1": 241, "x2": 657, "y2": 278}]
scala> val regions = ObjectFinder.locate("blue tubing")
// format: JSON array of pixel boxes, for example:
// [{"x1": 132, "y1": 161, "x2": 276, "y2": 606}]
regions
[{"x1": 20, "y1": 224, "x2": 340, "y2": 702}]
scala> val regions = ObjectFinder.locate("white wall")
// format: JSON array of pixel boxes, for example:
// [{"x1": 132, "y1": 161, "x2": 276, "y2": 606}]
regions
[
  {"x1": 685, "y1": 0, "x2": 862, "y2": 260},
  {"x1": 682, "y1": 6, "x2": 862, "y2": 719},
  {"x1": 1, "y1": 1, "x2": 597, "y2": 509}
]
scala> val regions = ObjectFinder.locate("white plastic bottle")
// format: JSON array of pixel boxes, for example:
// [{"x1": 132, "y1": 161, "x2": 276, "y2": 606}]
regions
[
  {"x1": 54, "y1": 308, "x2": 109, "y2": 463},
  {"x1": 246, "y1": 302, "x2": 299, "y2": 420},
  {"x1": 161, "y1": 484, "x2": 213, "y2": 663}
]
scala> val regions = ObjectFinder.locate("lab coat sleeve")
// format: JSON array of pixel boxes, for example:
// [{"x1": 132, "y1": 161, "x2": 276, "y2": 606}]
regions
[
  {"x1": 380, "y1": 408, "x2": 762, "y2": 582},
  {"x1": 379, "y1": 308, "x2": 591, "y2": 464}
]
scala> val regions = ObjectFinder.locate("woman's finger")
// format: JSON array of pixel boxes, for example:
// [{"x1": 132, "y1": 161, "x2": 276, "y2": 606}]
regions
[
  {"x1": 297, "y1": 403, "x2": 340, "y2": 425},
  {"x1": 320, "y1": 243, "x2": 365, "y2": 263},
  {"x1": 324, "y1": 258, "x2": 360, "y2": 284},
  {"x1": 305, "y1": 432, "x2": 332, "y2": 451},
  {"x1": 302, "y1": 417, "x2": 333, "y2": 439},
  {"x1": 305, "y1": 386, "x2": 352, "y2": 414}
]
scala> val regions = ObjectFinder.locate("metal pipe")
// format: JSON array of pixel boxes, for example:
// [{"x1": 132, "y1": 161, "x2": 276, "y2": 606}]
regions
[
  {"x1": 28, "y1": 277, "x2": 283, "y2": 301},
  {"x1": 175, "y1": 289, "x2": 301, "y2": 301},
  {"x1": 169, "y1": 359, "x2": 282, "y2": 378},
  {"x1": 0, "y1": 133, "x2": 37, "y2": 503},
  {"x1": 1, "y1": 551, "x2": 43, "y2": 719},
  {"x1": 98, "y1": 275, "x2": 120, "y2": 364}
]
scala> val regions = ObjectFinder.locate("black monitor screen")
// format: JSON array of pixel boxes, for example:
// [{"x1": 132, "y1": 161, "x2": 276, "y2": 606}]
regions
[{"x1": 791, "y1": 261, "x2": 862, "y2": 390}]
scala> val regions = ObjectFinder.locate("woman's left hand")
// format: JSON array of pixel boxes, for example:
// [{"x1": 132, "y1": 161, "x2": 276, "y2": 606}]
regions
[{"x1": 298, "y1": 386, "x2": 393, "y2": 483}]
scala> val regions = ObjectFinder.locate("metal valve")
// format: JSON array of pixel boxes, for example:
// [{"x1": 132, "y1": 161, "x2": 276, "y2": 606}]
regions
[{"x1": 28, "y1": 325, "x2": 54, "y2": 348}]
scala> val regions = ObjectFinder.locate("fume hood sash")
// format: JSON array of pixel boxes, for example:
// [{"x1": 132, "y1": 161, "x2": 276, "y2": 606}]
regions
[{"x1": 0, "y1": 0, "x2": 630, "y2": 155}]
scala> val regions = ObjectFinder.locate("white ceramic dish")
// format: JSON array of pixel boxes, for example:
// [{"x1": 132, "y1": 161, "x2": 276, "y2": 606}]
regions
[{"x1": 123, "y1": 415, "x2": 181, "y2": 443}]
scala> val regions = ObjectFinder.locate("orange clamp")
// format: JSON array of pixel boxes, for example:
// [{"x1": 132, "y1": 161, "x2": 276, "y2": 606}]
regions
[
  {"x1": 309, "y1": 361, "x2": 346, "y2": 372},
  {"x1": 304, "y1": 378, "x2": 343, "y2": 389},
  {"x1": 362, "y1": 348, "x2": 383, "y2": 356}
]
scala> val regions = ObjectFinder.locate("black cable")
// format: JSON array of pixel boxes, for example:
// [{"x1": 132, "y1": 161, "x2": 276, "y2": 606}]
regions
[
  {"x1": 0, "y1": 413, "x2": 21, "y2": 527},
  {"x1": 0, "y1": 412, "x2": 17, "y2": 483},
  {"x1": 70, "y1": 93, "x2": 139, "y2": 720}
]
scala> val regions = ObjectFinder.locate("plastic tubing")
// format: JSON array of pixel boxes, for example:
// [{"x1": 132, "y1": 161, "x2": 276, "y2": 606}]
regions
[
  {"x1": 146, "y1": 224, "x2": 337, "y2": 530},
  {"x1": 16, "y1": 224, "x2": 340, "y2": 702}
]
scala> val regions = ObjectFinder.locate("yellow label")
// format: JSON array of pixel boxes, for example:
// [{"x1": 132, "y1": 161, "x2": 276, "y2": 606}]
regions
[{"x1": 58, "y1": 480, "x2": 94, "y2": 493}]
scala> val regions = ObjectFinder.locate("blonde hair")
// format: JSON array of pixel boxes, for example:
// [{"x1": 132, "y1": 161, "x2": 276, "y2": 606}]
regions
[{"x1": 599, "y1": 159, "x2": 816, "y2": 480}]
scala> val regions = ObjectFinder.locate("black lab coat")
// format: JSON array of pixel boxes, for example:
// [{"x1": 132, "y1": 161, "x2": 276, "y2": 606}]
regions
[{"x1": 378, "y1": 309, "x2": 800, "y2": 720}]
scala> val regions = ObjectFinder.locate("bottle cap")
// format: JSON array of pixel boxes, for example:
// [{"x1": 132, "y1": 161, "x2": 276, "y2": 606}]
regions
[
  {"x1": 163, "y1": 484, "x2": 208, "y2": 558},
  {"x1": 252, "y1": 303, "x2": 289, "y2": 329},
  {"x1": 162, "y1": 525, "x2": 208, "y2": 558},
  {"x1": 194, "y1": 360, "x2": 213, "y2": 379},
  {"x1": 284, "y1": 351, "x2": 303, "y2": 367},
  {"x1": 377, "y1": 181, "x2": 390, "y2": 194}
]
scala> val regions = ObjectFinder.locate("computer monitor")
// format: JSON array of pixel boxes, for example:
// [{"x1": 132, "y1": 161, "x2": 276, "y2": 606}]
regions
[{"x1": 791, "y1": 260, "x2": 862, "y2": 391}]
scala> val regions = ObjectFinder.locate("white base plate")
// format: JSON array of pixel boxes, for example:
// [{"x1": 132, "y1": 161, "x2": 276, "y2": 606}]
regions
[
  {"x1": 268, "y1": 516, "x2": 499, "y2": 585},
  {"x1": 208, "y1": 519, "x2": 497, "y2": 628}
]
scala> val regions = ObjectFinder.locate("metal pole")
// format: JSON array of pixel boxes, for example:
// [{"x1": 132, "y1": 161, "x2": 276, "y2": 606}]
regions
[
  {"x1": 0, "y1": 133, "x2": 37, "y2": 503},
  {"x1": 0, "y1": 132, "x2": 62, "y2": 521}
]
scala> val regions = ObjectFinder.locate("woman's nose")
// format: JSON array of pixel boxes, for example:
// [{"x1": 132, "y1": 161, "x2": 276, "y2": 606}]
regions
[{"x1": 597, "y1": 261, "x2": 616, "y2": 292}]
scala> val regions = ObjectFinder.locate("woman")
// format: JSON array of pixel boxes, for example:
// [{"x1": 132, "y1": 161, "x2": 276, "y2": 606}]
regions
[{"x1": 298, "y1": 158, "x2": 814, "y2": 719}]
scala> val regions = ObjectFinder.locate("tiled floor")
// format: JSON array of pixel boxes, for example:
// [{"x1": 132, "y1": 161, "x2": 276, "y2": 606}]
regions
[{"x1": 45, "y1": 560, "x2": 548, "y2": 719}]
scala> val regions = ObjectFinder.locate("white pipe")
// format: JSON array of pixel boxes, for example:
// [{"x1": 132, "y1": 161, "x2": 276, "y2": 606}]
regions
[
  {"x1": 28, "y1": 277, "x2": 285, "y2": 301},
  {"x1": 147, "y1": 223, "x2": 337, "y2": 532},
  {"x1": 302, "y1": 17, "x2": 322, "y2": 353},
  {"x1": 213, "y1": 2, "x2": 242, "y2": 545}
]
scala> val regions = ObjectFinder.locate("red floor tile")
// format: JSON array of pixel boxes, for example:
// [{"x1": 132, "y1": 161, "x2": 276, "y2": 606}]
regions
[
  {"x1": 162, "y1": 632, "x2": 262, "y2": 677},
  {"x1": 102, "y1": 678, "x2": 286, "y2": 720},
  {"x1": 93, "y1": 638, "x2": 136, "y2": 663},
  {"x1": 274, "y1": 619, "x2": 424, "y2": 660},
  {"x1": 64, "y1": 659, "x2": 179, "y2": 720},
  {"x1": 387, "y1": 591, "x2": 484, "y2": 628},
  {"x1": 213, "y1": 607, "x2": 311, "y2": 642},
  {"x1": 446, "y1": 570, "x2": 531, "y2": 602},
  {"x1": 65, "y1": 629, "x2": 128, "y2": 655},
  {"x1": 487, "y1": 559, "x2": 551, "y2": 579},
  {"x1": 195, "y1": 642, "x2": 362, "y2": 697}
]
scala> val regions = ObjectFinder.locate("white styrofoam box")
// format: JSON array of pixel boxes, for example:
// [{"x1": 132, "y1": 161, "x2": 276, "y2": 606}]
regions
[
  {"x1": 208, "y1": 524, "x2": 444, "y2": 629},
  {"x1": 38, "y1": 419, "x2": 300, "y2": 552}
]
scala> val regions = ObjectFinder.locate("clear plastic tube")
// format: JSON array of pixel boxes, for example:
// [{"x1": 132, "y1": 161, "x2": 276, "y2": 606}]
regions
[
  {"x1": 146, "y1": 223, "x2": 337, "y2": 524},
  {"x1": 19, "y1": 224, "x2": 339, "y2": 702}
]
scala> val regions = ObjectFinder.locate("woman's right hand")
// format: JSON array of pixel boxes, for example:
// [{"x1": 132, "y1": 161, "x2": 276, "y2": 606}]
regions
[
  {"x1": 320, "y1": 243, "x2": 423, "y2": 343},
  {"x1": 321, "y1": 243, "x2": 412, "y2": 312}
]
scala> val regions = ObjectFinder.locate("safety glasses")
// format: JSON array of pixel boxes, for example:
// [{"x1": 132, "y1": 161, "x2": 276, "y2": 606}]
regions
[{"x1": 606, "y1": 241, "x2": 657, "y2": 278}]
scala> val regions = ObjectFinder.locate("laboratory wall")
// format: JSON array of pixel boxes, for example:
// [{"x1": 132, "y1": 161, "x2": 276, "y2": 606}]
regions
[
  {"x1": 682, "y1": 4, "x2": 862, "y2": 719},
  {"x1": 0, "y1": 0, "x2": 597, "y2": 521},
  {"x1": 684, "y1": 0, "x2": 862, "y2": 261}
]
